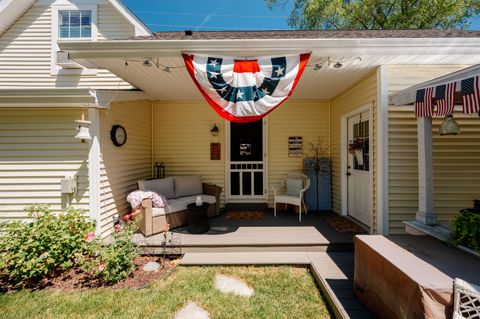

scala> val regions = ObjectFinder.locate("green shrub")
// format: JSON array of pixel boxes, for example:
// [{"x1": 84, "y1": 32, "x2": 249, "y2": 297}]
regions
[
  {"x1": 81, "y1": 222, "x2": 138, "y2": 284},
  {"x1": 451, "y1": 200, "x2": 480, "y2": 253},
  {"x1": 0, "y1": 205, "x2": 95, "y2": 288}
]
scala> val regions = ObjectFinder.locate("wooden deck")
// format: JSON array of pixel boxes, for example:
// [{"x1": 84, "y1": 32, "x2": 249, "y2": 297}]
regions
[
  {"x1": 133, "y1": 210, "x2": 357, "y2": 253},
  {"x1": 133, "y1": 210, "x2": 374, "y2": 318}
]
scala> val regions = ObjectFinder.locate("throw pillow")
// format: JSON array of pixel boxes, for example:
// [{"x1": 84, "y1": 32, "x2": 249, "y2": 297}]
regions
[
  {"x1": 174, "y1": 175, "x2": 203, "y2": 198},
  {"x1": 138, "y1": 177, "x2": 175, "y2": 199},
  {"x1": 286, "y1": 178, "x2": 303, "y2": 196}
]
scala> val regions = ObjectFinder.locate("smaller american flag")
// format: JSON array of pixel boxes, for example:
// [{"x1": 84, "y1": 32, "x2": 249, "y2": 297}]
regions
[
  {"x1": 435, "y1": 82, "x2": 456, "y2": 116},
  {"x1": 415, "y1": 87, "x2": 434, "y2": 117},
  {"x1": 461, "y1": 76, "x2": 480, "y2": 114}
]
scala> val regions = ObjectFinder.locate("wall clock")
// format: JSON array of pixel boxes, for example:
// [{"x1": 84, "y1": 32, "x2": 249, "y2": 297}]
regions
[{"x1": 110, "y1": 125, "x2": 127, "y2": 147}]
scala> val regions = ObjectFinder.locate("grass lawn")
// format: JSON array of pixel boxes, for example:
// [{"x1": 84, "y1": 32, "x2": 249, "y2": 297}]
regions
[{"x1": 0, "y1": 266, "x2": 331, "y2": 319}]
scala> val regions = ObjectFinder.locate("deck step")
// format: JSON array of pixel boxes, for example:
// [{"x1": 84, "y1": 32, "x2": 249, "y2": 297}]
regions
[
  {"x1": 224, "y1": 203, "x2": 269, "y2": 211},
  {"x1": 180, "y1": 251, "x2": 310, "y2": 265}
]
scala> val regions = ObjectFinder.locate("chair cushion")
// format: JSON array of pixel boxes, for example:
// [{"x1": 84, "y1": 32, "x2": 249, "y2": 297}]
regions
[
  {"x1": 152, "y1": 198, "x2": 186, "y2": 217},
  {"x1": 180, "y1": 194, "x2": 217, "y2": 206},
  {"x1": 138, "y1": 177, "x2": 175, "y2": 199},
  {"x1": 286, "y1": 178, "x2": 303, "y2": 196},
  {"x1": 151, "y1": 194, "x2": 216, "y2": 217},
  {"x1": 174, "y1": 175, "x2": 203, "y2": 198}
]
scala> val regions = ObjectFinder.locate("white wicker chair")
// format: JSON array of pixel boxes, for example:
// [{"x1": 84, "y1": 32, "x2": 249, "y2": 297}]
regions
[
  {"x1": 454, "y1": 278, "x2": 480, "y2": 319},
  {"x1": 273, "y1": 172, "x2": 310, "y2": 222}
]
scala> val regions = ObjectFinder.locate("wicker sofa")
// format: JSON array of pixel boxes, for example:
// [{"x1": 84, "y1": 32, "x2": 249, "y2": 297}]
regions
[{"x1": 135, "y1": 176, "x2": 221, "y2": 236}]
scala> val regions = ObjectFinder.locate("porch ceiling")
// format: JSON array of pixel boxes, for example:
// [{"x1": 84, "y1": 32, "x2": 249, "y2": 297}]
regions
[{"x1": 60, "y1": 38, "x2": 480, "y2": 101}]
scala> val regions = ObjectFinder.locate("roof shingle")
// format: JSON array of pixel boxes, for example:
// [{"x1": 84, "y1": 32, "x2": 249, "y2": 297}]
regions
[{"x1": 131, "y1": 29, "x2": 480, "y2": 41}]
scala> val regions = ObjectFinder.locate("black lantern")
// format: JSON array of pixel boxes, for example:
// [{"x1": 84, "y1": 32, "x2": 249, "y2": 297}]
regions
[{"x1": 154, "y1": 162, "x2": 166, "y2": 179}]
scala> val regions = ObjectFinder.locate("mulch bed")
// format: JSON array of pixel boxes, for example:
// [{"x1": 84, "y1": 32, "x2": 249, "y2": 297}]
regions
[
  {"x1": 225, "y1": 211, "x2": 265, "y2": 220},
  {"x1": 1, "y1": 256, "x2": 178, "y2": 293},
  {"x1": 319, "y1": 215, "x2": 368, "y2": 234}
]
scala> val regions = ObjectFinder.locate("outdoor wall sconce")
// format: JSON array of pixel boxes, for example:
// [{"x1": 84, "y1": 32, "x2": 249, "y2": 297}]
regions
[
  {"x1": 211, "y1": 124, "x2": 219, "y2": 136},
  {"x1": 439, "y1": 114, "x2": 460, "y2": 136},
  {"x1": 74, "y1": 114, "x2": 92, "y2": 143}
]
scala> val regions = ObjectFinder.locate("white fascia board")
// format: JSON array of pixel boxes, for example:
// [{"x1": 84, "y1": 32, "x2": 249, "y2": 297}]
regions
[
  {"x1": 389, "y1": 63, "x2": 480, "y2": 106},
  {"x1": 0, "y1": 88, "x2": 148, "y2": 108},
  {"x1": 59, "y1": 37, "x2": 480, "y2": 60},
  {"x1": 108, "y1": 0, "x2": 151, "y2": 36}
]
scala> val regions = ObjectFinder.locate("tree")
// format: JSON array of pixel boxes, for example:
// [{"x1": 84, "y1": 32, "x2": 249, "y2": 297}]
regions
[{"x1": 266, "y1": 0, "x2": 480, "y2": 30}]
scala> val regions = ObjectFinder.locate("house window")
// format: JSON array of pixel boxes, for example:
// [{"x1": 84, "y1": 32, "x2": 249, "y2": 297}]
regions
[{"x1": 59, "y1": 10, "x2": 92, "y2": 39}]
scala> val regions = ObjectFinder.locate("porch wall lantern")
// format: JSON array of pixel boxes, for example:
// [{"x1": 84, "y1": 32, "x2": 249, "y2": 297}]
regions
[
  {"x1": 74, "y1": 114, "x2": 92, "y2": 143},
  {"x1": 439, "y1": 114, "x2": 460, "y2": 136},
  {"x1": 210, "y1": 124, "x2": 219, "y2": 137}
]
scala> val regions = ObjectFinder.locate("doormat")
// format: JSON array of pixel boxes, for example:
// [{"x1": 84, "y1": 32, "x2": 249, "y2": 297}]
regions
[
  {"x1": 225, "y1": 211, "x2": 264, "y2": 220},
  {"x1": 319, "y1": 215, "x2": 367, "y2": 233}
]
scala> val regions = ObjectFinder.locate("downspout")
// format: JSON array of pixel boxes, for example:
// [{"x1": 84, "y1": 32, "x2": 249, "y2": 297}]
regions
[{"x1": 151, "y1": 101, "x2": 154, "y2": 178}]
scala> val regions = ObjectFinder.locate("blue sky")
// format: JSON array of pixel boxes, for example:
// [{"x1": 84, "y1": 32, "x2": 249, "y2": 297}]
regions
[{"x1": 122, "y1": 0, "x2": 480, "y2": 32}]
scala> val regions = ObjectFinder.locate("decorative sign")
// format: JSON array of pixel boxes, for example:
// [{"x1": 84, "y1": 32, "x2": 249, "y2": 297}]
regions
[
  {"x1": 210, "y1": 143, "x2": 221, "y2": 160},
  {"x1": 288, "y1": 136, "x2": 303, "y2": 157}
]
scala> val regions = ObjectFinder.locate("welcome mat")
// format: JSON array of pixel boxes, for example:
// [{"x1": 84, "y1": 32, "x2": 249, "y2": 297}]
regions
[
  {"x1": 225, "y1": 211, "x2": 264, "y2": 220},
  {"x1": 319, "y1": 215, "x2": 367, "y2": 234}
]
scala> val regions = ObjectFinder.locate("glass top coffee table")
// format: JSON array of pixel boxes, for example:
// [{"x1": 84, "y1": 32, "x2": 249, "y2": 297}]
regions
[{"x1": 187, "y1": 202, "x2": 210, "y2": 234}]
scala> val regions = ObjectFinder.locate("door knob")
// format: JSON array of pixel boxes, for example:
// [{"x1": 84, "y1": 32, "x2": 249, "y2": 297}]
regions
[{"x1": 346, "y1": 172, "x2": 351, "y2": 176}]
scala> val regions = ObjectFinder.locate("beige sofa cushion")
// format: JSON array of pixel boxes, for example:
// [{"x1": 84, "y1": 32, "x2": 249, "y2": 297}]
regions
[
  {"x1": 138, "y1": 177, "x2": 175, "y2": 199},
  {"x1": 174, "y1": 175, "x2": 203, "y2": 198},
  {"x1": 152, "y1": 194, "x2": 216, "y2": 217}
]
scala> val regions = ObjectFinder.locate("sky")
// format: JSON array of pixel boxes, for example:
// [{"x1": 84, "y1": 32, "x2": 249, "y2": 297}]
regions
[{"x1": 122, "y1": 0, "x2": 480, "y2": 32}]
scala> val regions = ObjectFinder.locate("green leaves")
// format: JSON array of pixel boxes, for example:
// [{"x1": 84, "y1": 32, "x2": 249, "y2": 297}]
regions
[
  {"x1": 451, "y1": 200, "x2": 480, "y2": 253},
  {"x1": 267, "y1": 0, "x2": 480, "y2": 29},
  {"x1": 0, "y1": 205, "x2": 95, "y2": 289}
]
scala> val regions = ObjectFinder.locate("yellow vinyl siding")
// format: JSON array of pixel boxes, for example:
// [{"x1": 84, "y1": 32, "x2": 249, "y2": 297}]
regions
[
  {"x1": 0, "y1": 108, "x2": 89, "y2": 220},
  {"x1": 267, "y1": 101, "x2": 330, "y2": 206},
  {"x1": 152, "y1": 101, "x2": 329, "y2": 207},
  {"x1": 0, "y1": 3, "x2": 132, "y2": 89},
  {"x1": 99, "y1": 100, "x2": 152, "y2": 237},
  {"x1": 388, "y1": 107, "x2": 480, "y2": 234},
  {"x1": 152, "y1": 101, "x2": 226, "y2": 205},
  {"x1": 387, "y1": 65, "x2": 475, "y2": 234},
  {"x1": 330, "y1": 71, "x2": 378, "y2": 231}
]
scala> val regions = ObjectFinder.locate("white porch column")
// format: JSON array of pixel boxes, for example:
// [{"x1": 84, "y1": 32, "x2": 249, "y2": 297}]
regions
[
  {"x1": 416, "y1": 117, "x2": 436, "y2": 225},
  {"x1": 88, "y1": 108, "x2": 102, "y2": 235}
]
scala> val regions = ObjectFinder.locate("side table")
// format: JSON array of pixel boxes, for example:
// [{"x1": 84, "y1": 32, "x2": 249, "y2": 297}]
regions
[{"x1": 187, "y1": 203, "x2": 210, "y2": 234}]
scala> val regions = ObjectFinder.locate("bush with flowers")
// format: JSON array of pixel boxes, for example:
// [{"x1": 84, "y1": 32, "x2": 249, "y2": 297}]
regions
[
  {"x1": 0, "y1": 204, "x2": 95, "y2": 288},
  {"x1": 79, "y1": 220, "x2": 138, "y2": 284}
]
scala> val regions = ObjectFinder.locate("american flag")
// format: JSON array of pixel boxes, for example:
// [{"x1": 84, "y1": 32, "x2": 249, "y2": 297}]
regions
[
  {"x1": 415, "y1": 87, "x2": 434, "y2": 117},
  {"x1": 461, "y1": 76, "x2": 480, "y2": 114},
  {"x1": 435, "y1": 82, "x2": 456, "y2": 116}
]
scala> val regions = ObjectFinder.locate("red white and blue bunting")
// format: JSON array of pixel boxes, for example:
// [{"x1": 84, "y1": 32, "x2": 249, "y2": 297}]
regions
[
  {"x1": 414, "y1": 75, "x2": 480, "y2": 118},
  {"x1": 183, "y1": 53, "x2": 311, "y2": 123}
]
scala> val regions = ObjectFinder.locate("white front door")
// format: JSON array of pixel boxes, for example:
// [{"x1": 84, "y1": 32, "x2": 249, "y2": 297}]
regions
[
  {"x1": 347, "y1": 111, "x2": 371, "y2": 227},
  {"x1": 227, "y1": 119, "x2": 267, "y2": 202}
]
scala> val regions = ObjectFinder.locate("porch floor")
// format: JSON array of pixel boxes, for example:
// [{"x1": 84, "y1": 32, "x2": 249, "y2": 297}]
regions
[{"x1": 133, "y1": 210, "x2": 359, "y2": 253}]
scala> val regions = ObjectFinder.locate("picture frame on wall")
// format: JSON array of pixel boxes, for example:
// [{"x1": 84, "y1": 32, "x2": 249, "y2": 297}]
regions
[{"x1": 288, "y1": 136, "x2": 303, "y2": 157}]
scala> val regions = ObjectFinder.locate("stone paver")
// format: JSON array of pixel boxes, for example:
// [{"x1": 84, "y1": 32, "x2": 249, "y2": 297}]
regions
[
  {"x1": 214, "y1": 274, "x2": 254, "y2": 297},
  {"x1": 142, "y1": 261, "x2": 160, "y2": 272},
  {"x1": 173, "y1": 302, "x2": 210, "y2": 319}
]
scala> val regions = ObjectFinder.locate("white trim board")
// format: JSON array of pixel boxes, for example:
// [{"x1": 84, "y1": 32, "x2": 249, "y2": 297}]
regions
[{"x1": 389, "y1": 63, "x2": 480, "y2": 106}]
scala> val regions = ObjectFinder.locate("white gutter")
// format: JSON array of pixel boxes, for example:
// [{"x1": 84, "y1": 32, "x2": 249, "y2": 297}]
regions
[
  {"x1": 389, "y1": 64, "x2": 480, "y2": 106},
  {"x1": 59, "y1": 37, "x2": 480, "y2": 59}
]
